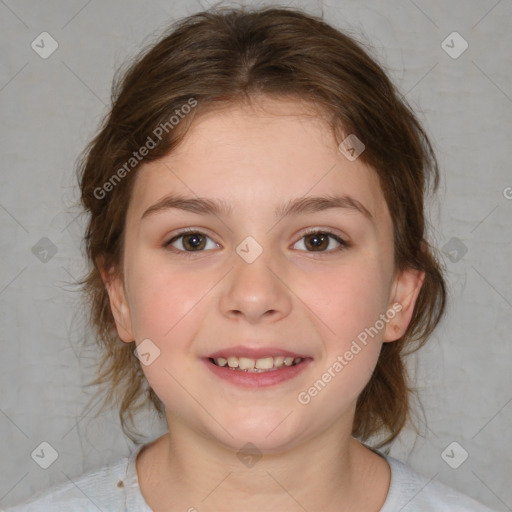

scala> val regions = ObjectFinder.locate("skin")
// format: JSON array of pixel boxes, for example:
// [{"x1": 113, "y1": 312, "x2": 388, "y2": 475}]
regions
[{"x1": 102, "y1": 96, "x2": 424, "y2": 512}]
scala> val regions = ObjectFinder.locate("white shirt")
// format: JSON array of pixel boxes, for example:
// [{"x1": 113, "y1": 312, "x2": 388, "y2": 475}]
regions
[{"x1": 2, "y1": 443, "x2": 496, "y2": 511}]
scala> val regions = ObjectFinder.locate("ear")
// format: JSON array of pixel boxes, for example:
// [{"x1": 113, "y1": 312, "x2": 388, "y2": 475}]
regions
[
  {"x1": 383, "y1": 268, "x2": 425, "y2": 342},
  {"x1": 98, "y1": 258, "x2": 135, "y2": 344}
]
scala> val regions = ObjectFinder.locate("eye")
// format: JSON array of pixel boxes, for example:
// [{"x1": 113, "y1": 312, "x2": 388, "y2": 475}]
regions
[
  {"x1": 293, "y1": 229, "x2": 348, "y2": 253},
  {"x1": 164, "y1": 229, "x2": 219, "y2": 254},
  {"x1": 163, "y1": 228, "x2": 349, "y2": 255}
]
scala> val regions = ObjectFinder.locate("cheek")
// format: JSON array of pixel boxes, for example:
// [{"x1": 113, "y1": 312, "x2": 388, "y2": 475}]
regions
[
  {"x1": 127, "y1": 259, "x2": 212, "y2": 341},
  {"x1": 297, "y1": 266, "x2": 388, "y2": 410},
  {"x1": 301, "y1": 260, "x2": 390, "y2": 340},
  {"x1": 299, "y1": 258, "x2": 390, "y2": 391},
  {"x1": 128, "y1": 265, "x2": 208, "y2": 401}
]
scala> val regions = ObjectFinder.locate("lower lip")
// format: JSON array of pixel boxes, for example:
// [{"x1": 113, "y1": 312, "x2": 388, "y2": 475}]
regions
[{"x1": 203, "y1": 358, "x2": 312, "y2": 388}]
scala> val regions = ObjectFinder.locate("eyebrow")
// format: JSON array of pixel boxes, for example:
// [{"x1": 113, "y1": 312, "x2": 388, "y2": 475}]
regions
[{"x1": 141, "y1": 193, "x2": 373, "y2": 221}]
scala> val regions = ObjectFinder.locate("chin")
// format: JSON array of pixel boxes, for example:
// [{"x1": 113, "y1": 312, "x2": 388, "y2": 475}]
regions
[{"x1": 209, "y1": 411, "x2": 305, "y2": 454}]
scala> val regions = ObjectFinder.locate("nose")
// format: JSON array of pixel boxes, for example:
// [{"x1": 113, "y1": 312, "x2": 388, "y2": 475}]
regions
[{"x1": 219, "y1": 247, "x2": 292, "y2": 325}]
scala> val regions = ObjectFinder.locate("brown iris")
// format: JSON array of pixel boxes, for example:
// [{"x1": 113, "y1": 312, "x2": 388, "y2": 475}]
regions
[
  {"x1": 182, "y1": 233, "x2": 207, "y2": 251},
  {"x1": 304, "y1": 232, "x2": 330, "y2": 251}
]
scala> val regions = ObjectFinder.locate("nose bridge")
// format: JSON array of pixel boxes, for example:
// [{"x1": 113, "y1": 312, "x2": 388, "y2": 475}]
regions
[{"x1": 219, "y1": 241, "x2": 291, "y2": 323}]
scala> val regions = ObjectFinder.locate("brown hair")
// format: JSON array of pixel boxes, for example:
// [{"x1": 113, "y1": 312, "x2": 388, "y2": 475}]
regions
[{"x1": 76, "y1": 5, "x2": 446, "y2": 447}]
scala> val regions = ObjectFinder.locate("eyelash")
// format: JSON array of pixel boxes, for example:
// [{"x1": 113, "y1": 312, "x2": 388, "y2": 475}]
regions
[{"x1": 163, "y1": 228, "x2": 349, "y2": 257}]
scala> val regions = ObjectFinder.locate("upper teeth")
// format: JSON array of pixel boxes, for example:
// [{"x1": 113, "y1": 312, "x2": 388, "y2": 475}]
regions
[{"x1": 213, "y1": 356, "x2": 302, "y2": 371}]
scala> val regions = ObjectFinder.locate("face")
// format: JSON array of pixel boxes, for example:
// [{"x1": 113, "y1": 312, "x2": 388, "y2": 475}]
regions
[{"x1": 104, "y1": 96, "x2": 423, "y2": 453}]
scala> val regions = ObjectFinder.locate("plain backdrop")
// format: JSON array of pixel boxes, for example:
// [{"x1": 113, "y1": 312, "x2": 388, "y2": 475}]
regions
[{"x1": 1, "y1": 0, "x2": 511, "y2": 509}]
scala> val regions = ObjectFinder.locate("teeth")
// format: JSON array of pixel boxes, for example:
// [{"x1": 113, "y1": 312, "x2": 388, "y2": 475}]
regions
[
  {"x1": 227, "y1": 357, "x2": 239, "y2": 368},
  {"x1": 255, "y1": 357, "x2": 273, "y2": 369},
  {"x1": 273, "y1": 356, "x2": 285, "y2": 367},
  {"x1": 238, "y1": 357, "x2": 255, "y2": 370},
  {"x1": 213, "y1": 355, "x2": 303, "y2": 371}
]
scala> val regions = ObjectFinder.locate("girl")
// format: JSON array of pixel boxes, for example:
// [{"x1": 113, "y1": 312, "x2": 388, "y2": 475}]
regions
[{"x1": 4, "y1": 6, "x2": 496, "y2": 511}]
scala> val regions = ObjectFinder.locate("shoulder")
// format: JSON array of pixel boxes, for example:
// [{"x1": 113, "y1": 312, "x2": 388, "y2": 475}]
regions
[
  {"x1": 1, "y1": 446, "x2": 145, "y2": 512},
  {"x1": 380, "y1": 456, "x2": 497, "y2": 512}
]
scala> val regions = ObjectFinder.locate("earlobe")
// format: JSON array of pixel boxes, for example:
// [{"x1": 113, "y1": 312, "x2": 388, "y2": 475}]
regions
[
  {"x1": 98, "y1": 260, "x2": 135, "y2": 343},
  {"x1": 383, "y1": 268, "x2": 425, "y2": 342}
]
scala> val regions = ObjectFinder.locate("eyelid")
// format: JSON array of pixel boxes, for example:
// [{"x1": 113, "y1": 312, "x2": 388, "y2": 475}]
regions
[{"x1": 298, "y1": 226, "x2": 349, "y2": 241}]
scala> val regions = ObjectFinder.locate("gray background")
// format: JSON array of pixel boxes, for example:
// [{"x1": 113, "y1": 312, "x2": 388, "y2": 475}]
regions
[{"x1": 1, "y1": 0, "x2": 511, "y2": 509}]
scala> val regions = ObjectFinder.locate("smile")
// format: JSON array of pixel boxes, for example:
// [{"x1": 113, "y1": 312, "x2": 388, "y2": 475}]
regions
[{"x1": 204, "y1": 353, "x2": 312, "y2": 388}]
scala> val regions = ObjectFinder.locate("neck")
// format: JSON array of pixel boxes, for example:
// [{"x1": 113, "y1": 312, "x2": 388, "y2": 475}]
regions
[{"x1": 136, "y1": 419, "x2": 391, "y2": 512}]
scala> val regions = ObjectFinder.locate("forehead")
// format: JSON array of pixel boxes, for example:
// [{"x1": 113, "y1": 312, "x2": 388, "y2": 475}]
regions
[{"x1": 127, "y1": 97, "x2": 388, "y2": 225}]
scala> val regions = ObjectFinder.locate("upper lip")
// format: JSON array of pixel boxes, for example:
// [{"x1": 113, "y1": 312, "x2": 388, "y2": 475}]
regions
[{"x1": 207, "y1": 345, "x2": 310, "y2": 360}]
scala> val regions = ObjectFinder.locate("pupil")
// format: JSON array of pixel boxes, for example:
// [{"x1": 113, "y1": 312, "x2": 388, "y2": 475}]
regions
[
  {"x1": 306, "y1": 232, "x2": 328, "y2": 251},
  {"x1": 185, "y1": 233, "x2": 205, "y2": 250}
]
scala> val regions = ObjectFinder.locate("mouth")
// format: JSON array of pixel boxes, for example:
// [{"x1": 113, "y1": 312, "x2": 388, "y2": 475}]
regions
[{"x1": 204, "y1": 347, "x2": 312, "y2": 387}]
